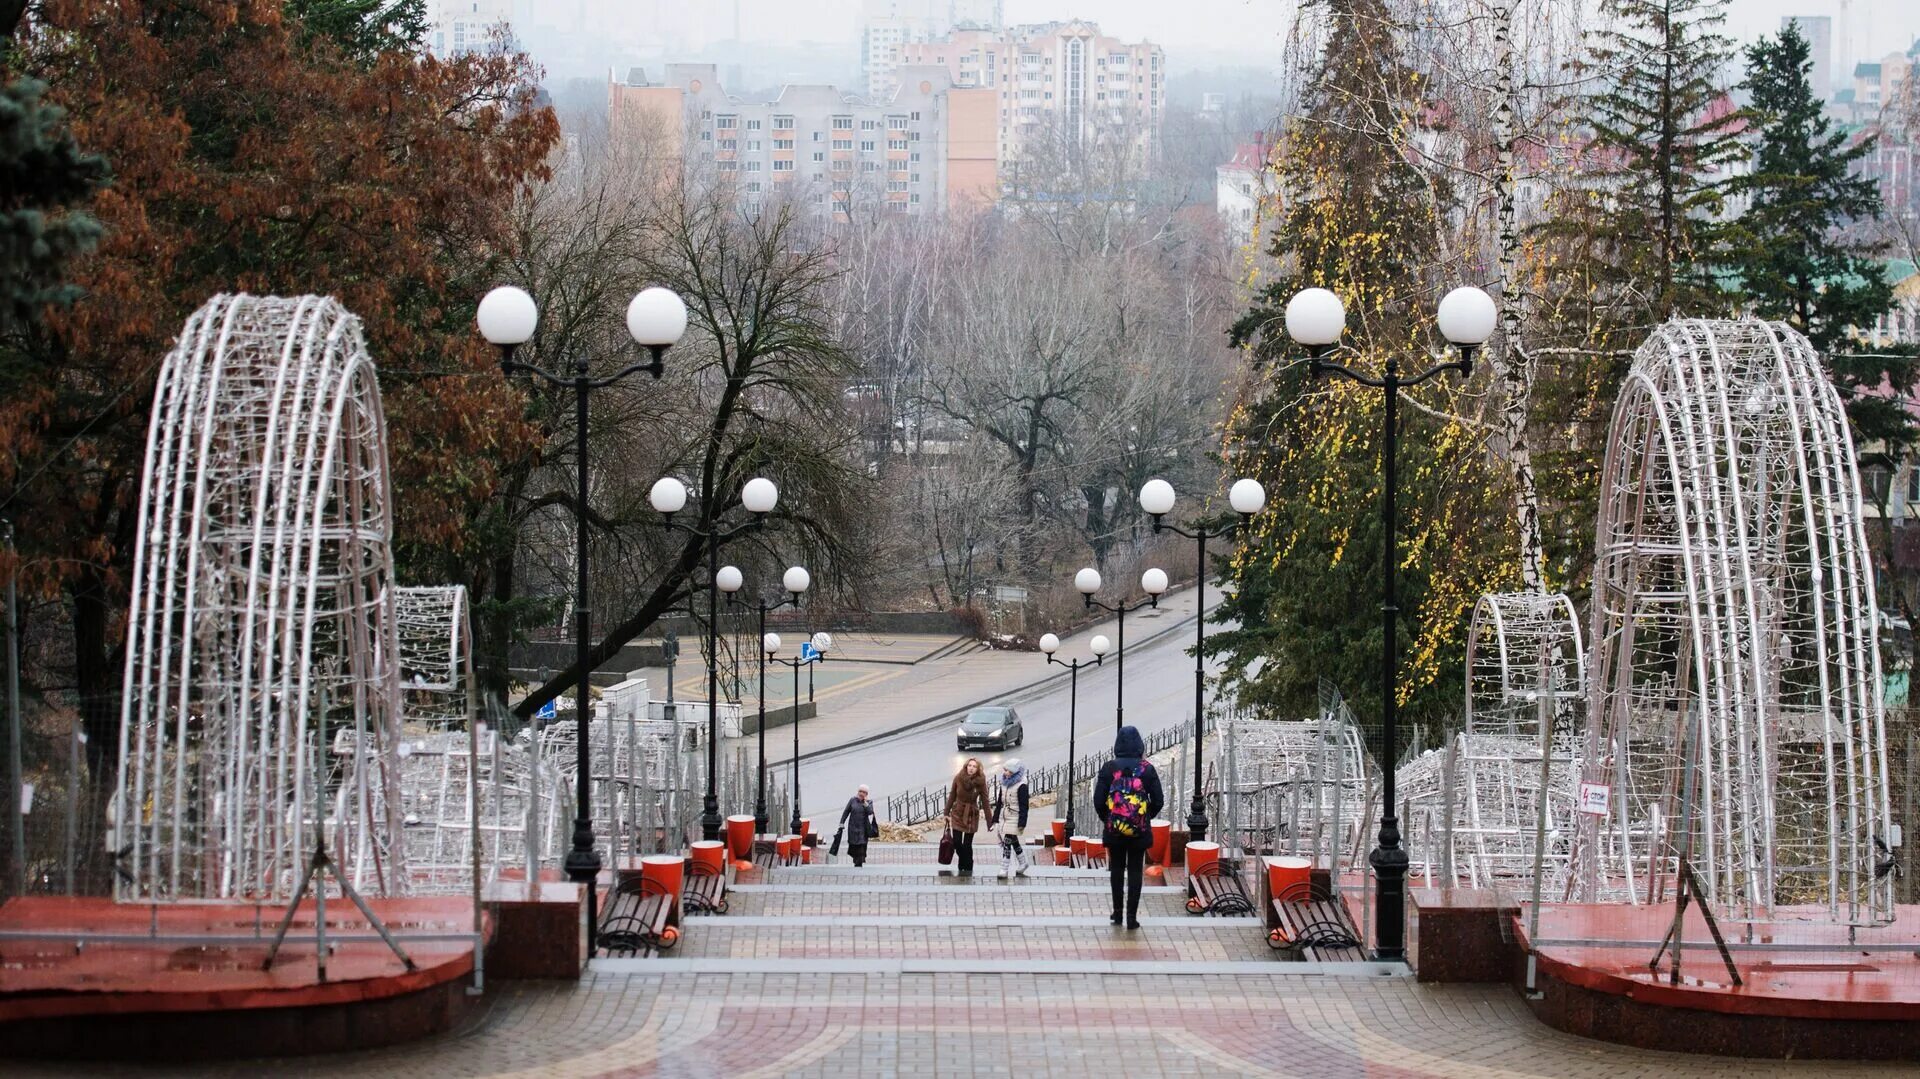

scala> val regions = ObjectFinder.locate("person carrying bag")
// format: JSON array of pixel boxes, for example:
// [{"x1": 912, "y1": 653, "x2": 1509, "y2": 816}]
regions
[
  {"x1": 944, "y1": 758, "x2": 989, "y2": 876},
  {"x1": 992, "y1": 758, "x2": 1031, "y2": 878},
  {"x1": 1092, "y1": 725, "x2": 1163, "y2": 930},
  {"x1": 836, "y1": 783, "x2": 879, "y2": 867}
]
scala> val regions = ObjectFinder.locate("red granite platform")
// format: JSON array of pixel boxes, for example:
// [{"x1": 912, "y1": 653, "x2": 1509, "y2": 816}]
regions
[
  {"x1": 0, "y1": 894, "x2": 486, "y2": 1060},
  {"x1": 1516, "y1": 901, "x2": 1920, "y2": 1059}
]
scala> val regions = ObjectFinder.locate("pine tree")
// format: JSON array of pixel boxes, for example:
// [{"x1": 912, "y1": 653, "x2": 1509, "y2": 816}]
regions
[
  {"x1": 0, "y1": 77, "x2": 107, "y2": 331},
  {"x1": 1721, "y1": 21, "x2": 1890, "y2": 352},
  {"x1": 1213, "y1": 0, "x2": 1513, "y2": 734},
  {"x1": 1564, "y1": 0, "x2": 1745, "y2": 322}
]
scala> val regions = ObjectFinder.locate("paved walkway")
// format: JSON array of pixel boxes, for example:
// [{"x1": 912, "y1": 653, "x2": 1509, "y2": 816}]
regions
[{"x1": 18, "y1": 841, "x2": 1910, "y2": 1077}]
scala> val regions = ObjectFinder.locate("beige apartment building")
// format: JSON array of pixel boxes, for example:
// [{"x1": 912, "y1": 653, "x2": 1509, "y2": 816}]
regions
[
  {"x1": 610, "y1": 64, "x2": 998, "y2": 221},
  {"x1": 898, "y1": 21, "x2": 1165, "y2": 164}
]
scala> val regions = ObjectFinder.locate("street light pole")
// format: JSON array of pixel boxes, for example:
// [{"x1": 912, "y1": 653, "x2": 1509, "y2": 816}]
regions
[
  {"x1": 1039, "y1": 632, "x2": 1108, "y2": 838},
  {"x1": 1075, "y1": 567, "x2": 1167, "y2": 730},
  {"x1": 479, "y1": 283, "x2": 690, "y2": 956},
  {"x1": 1279, "y1": 284, "x2": 1495, "y2": 962},
  {"x1": 1139, "y1": 477, "x2": 1268, "y2": 845},
  {"x1": 767, "y1": 630, "x2": 831, "y2": 838},
  {"x1": 650, "y1": 478, "x2": 781, "y2": 843},
  {"x1": 730, "y1": 568, "x2": 809, "y2": 836}
]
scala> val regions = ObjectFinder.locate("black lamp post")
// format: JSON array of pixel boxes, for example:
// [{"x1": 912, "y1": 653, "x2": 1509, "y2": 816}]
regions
[
  {"x1": 479, "y1": 283, "x2": 690, "y2": 955},
  {"x1": 1277, "y1": 284, "x2": 1496, "y2": 962},
  {"x1": 1138, "y1": 477, "x2": 1268, "y2": 845},
  {"x1": 1073, "y1": 566, "x2": 1168, "y2": 730},
  {"x1": 768, "y1": 630, "x2": 831, "y2": 837},
  {"x1": 728, "y1": 566, "x2": 810, "y2": 835},
  {"x1": 649, "y1": 476, "x2": 782, "y2": 843},
  {"x1": 1038, "y1": 631, "x2": 1107, "y2": 838}
]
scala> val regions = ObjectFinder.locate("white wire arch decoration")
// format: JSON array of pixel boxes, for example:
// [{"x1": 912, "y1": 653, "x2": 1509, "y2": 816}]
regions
[
  {"x1": 1571, "y1": 318, "x2": 1894, "y2": 927},
  {"x1": 1465, "y1": 591, "x2": 1586, "y2": 746},
  {"x1": 114, "y1": 294, "x2": 407, "y2": 902}
]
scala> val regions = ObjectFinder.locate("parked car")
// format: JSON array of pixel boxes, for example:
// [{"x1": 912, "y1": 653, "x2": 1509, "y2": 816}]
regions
[{"x1": 957, "y1": 705, "x2": 1023, "y2": 751}]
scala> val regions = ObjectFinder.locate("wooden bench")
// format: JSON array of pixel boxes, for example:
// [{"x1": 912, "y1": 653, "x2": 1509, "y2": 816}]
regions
[
  {"x1": 598, "y1": 875, "x2": 678, "y2": 957},
  {"x1": 1267, "y1": 881, "x2": 1364, "y2": 961},
  {"x1": 1186, "y1": 859, "x2": 1255, "y2": 916},
  {"x1": 683, "y1": 859, "x2": 728, "y2": 915}
]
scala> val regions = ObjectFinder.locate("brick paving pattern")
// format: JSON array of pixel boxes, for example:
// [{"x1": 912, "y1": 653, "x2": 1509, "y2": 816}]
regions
[{"x1": 15, "y1": 842, "x2": 1905, "y2": 1077}]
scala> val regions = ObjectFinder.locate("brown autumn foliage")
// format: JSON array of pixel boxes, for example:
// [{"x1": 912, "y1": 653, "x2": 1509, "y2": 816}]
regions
[{"x1": 1, "y1": 0, "x2": 558, "y2": 767}]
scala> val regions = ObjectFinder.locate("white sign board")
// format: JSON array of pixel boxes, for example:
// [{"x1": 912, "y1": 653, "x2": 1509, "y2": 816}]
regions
[{"x1": 1578, "y1": 781, "x2": 1610, "y2": 817}]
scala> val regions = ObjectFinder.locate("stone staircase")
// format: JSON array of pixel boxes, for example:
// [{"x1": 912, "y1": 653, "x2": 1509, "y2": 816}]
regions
[{"x1": 604, "y1": 841, "x2": 1294, "y2": 973}]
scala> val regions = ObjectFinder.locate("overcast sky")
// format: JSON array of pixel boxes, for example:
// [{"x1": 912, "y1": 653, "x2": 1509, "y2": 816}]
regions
[{"x1": 684, "y1": 0, "x2": 1920, "y2": 66}]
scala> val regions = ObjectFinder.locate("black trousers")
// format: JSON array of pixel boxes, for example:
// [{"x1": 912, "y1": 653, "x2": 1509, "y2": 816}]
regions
[
  {"x1": 849, "y1": 843, "x2": 867, "y2": 867},
  {"x1": 1108, "y1": 843, "x2": 1147, "y2": 923},
  {"x1": 955, "y1": 831, "x2": 977, "y2": 873}
]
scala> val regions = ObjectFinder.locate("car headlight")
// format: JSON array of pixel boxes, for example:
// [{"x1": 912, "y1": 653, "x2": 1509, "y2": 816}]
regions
[
  {"x1": 987, "y1": 728, "x2": 1003, "y2": 737},
  {"x1": 958, "y1": 726, "x2": 968, "y2": 736}
]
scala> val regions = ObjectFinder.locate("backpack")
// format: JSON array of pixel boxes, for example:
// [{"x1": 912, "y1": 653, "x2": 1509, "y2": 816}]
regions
[{"x1": 1104, "y1": 761, "x2": 1151, "y2": 838}]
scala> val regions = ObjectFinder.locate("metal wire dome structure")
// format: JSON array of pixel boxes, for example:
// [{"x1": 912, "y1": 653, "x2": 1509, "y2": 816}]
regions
[
  {"x1": 1465, "y1": 591, "x2": 1585, "y2": 745},
  {"x1": 1572, "y1": 318, "x2": 1894, "y2": 926},
  {"x1": 115, "y1": 295, "x2": 407, "y2": 902}
]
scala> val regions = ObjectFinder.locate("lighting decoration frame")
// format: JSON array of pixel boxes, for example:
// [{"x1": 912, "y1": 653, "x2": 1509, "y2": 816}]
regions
[{"x1": 1573, "y1": 319, "x2": 1894, "y2": 927}]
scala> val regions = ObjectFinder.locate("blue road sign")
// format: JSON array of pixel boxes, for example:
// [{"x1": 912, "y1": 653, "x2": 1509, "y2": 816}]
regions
[
  {"x1": 800, "y1": 641, "x2": 819, "y2": 663},
  {"x1": 536, "y1": 698, "x2": 556, "y2": 720}
]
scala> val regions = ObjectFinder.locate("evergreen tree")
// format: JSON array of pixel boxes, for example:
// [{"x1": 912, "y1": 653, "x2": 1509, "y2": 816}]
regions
[
  {"x1": 1562, "y1": 0, "x2": 1744, "y2": 322},
  {"x1": 1213, "y1": 0, "x2": 1513, "y2": 735},
  {"x1": 1721, "y1": 21, "x2": 1890, "y2": 352},
  {"x1": 0, "y1": 77, "x2": 107, "y2": 331},
  {"x1": 284, "y1": 0, "x2": 427, "y2": 61}
]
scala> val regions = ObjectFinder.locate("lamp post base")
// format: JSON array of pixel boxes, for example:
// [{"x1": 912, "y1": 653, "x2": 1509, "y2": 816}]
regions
[
  {"x1": 754, "y1": 804, "x2": 769, "y2": 837},
  {"x1": 1186, "y1": 801, "x2": 1209, "y2": 846},
  {"x1": 1368, "y1": 842, "x2": 1409, "y2": 961},
  {"x1": 700, "y1": 796, "x2": 722, "y2": 843}
]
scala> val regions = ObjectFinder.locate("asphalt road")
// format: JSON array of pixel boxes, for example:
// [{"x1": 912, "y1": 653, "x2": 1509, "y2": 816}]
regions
[{"x1": 793, "y1": 602, "x2": 1222, "y2": 822}]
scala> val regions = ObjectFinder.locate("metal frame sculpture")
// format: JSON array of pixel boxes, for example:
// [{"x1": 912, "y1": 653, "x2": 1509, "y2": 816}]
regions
[
  {"x1": 1574, "y1": 319, "x2": 1894, "y2": 926},
  {"x1": 391, "y1": 586, "x2": 486, "y2": 894},
  {"x1": 1466, "y1": 592, "x2": 1585, "y2": 746},
  {"x1": 116, "y1": 295, "x2": 406, "y2": 902},
  {"x1": 1400, "y1": 733, "x2": 1580, "y2": 894},
  {"x1": 1212, "y1": 699, "x2": 1376, "y2": 875}
]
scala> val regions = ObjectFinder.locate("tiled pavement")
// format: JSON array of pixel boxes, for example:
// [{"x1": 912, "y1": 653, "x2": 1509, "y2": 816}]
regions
[{"x1": 17, "y1": 842, "x2": 1909, "y2": 1077}]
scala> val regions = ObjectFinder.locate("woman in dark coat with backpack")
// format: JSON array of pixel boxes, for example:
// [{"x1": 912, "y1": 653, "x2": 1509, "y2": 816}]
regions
[
  {"x1": 838, "y1": 784, "x2": 879, "y2": 867},
  {"x1": 1092, "y1": 725, "x2": 1163, "y2": 929}
]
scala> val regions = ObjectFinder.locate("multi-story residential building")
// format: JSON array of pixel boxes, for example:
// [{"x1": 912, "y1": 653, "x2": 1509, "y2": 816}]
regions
[
  {"x1": 427, "y1": 0, "x2": 517, "y2": 56},
  {"x1": 860, "y1": 0, "x2": 1004, "y2": 99},
  {"x1": 898, "y1": 21, "x2": 1165, "y2": 164},
  {"x1": 609, "y1": 64, "x2": 998, "y2": 221}
]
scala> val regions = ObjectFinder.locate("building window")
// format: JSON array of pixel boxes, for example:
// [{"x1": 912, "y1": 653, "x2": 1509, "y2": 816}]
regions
[
  {"x1": 861, "y1": 140, "x2": 876, "y2": 152},
  {"x1": 773, "y1": 115, "x2": 795, "y2": 129},
  {"x1": 833, "y1": 158, "x2": 851, "y2": 171},
  {"x1": 716, "y1": 115, "x2": 737, "y2": 129},
  {"x1": 832, "y1": 114, "x2": 853, "y2": 130},
  {"x1": 887, "y1": 180, "x2": 908, "y2": 192},
  {"x1": 911, "y1": 111, "x2": 921, "y2": 121},
  {"x1": 833, "y1": 138, "x2": 853, "y2": 150},
  {"x1": 887, "y1": 114, "x2": 908, "y2": 127},
  {"x1": 747, "y1": 160, "x2": 762, "y2": 172},
  {"x1": 889, "y1": 138, "x2": 908, "y2": 150},
  {"x1": 863, "y1": 161, "x2": 880, "y2": 172},
  {"x1": 813, "y1": 131, "x2": 823, "y2": 142},
  {"x1": 812, "y1": 150, "x2": 825, "y2": 162},
  {"x1": 910, "y1": 193, "x2": 921, "y2": 204},
  {"x1": 747, "y1": 140, "x2": 761, "y2": 151},
  {"x1": 746, "y1": 181, "x2": 762, "y2": 192},
  {"x1": 719, "y1": 139, "x2": 736, "y2": 151},
  {"x1": 772, "y1": 159, "x2": 794, "y2": 171},
  {"x1": 910, "y1": 152, "x2": 921, "y2": 162},
  {"x1": 774, "y1": 138, "x2": 794, "y2": 150},
  {"x1": 862, "y1": 119, "x2": 879, "y2": 130},
  {"x1": 718, "y1": 160, "x2": 736, "y2": 171},
  {"x1": 701, "y1": 131, "x2": 712, "y2": 141},
  {"x1": 910, "y1": 173, "x2": 920, "y2": 182},
  {"x1": 701, "y1": 109, "x2": 712, "y2": 120},
  {"x1": 747, "y1": 119, "x2": 762, "y2": 130}
]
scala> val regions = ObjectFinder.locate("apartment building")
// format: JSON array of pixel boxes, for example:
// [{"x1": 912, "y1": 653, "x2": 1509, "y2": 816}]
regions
[
  {"x1": 427, "y1": 0, "x2": 516, "y2": 56},
  {"x1": 609, "y1": 64, "x2": 998, "y2": 221},
  {"x1": 898, "y1": 21, "x2": 1165, "y2": 164},
  {"x1": 860, "y1": 0, "x2": 1004, "y2": 98}
]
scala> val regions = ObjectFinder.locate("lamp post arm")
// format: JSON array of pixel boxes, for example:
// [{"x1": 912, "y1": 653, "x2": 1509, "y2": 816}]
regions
[
  {"x1": 1399, "y1": 356, "x2": 1473, "y2": 389},
  {"x1": 1311, "y1": 359, "x2": 1387, "y2": 388},
  {"x1": 498, "y1": 355, "x2": 578, "y2": 388},
  {"x1": 586, "y1": 346, "x2": 669, "y2": 389}
]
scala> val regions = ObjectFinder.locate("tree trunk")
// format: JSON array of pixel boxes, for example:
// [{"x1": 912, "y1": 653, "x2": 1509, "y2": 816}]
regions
[{"x1": 1490, "y1": 0, "x2": 1547, "y2": 592}]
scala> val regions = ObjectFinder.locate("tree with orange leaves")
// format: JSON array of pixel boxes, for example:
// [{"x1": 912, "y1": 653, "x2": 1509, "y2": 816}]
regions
[{"x1": 0, "y1": 0, "x2": 555, "y2": 808}]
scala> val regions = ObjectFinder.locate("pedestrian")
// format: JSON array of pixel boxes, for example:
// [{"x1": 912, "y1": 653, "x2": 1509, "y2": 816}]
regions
[
  {"x1": 1092, "y1": 725, "x2": 1163, "y2": 929},
  {"x1": 945, "y1": 757, "x2": 989, "y2": 876},
  {"x1": 838, "y1": 783, "x2": 879, "y2": 867},
  {"x1": 992, "y1": 758, "x2": 1031, "y2": 878}
]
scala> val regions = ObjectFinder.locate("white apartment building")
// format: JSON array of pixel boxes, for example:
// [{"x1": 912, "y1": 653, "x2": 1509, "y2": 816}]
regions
[
  {"x1": 861, "y1": 0, "x2": 1005, "y2": 98},
  {"x1": 1215, "y1": 140, "x2": 1271, "y2": 236},
  {"x1": 610, "y1": 63, "x2": 1000, "y2": 221},
  {"x1": 899, "y1": 21, "x2": 1165, "y2": 164},
  {"x1": 428, "y1": 0, "x2": 516, "y2": 56}
]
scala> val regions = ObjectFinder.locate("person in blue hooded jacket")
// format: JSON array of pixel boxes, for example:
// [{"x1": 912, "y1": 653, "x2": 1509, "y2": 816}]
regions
[
  {"x1": 991, "y1": 758, "x2": 1031, "y2": 877},
  {"x1": 1091, "y1": 725, "x2": 1163, "y2": 929}
]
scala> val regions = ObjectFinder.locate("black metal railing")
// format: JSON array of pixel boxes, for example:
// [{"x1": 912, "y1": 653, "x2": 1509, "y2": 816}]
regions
[{"x1": 883, "y1": 720, "x2": 1193, "y2": 826}]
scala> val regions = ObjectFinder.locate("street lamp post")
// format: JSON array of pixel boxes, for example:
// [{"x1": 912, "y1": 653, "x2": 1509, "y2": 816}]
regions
[
  {"x1": 1278, "y1": 283, "x2": 1496, "y2": 962},
  {"x1": 1074, "y1": 567, "x2": 1168, "y2": 730},
  {"x1": 728, "y1": 566, "x2": 810, "y2": 835},
  {"x1": 767, "y1": 630, "x2": 832, "y2": 837},
  {"x1": 479, "y1": 283, "x2": 690, "y2": 955},
  {"x1": 649, "y1": 476, "x2": 782, "y2": 842},
  {"x1": 1038, "y1": 632, "x2": 1108, "y2": 838},
  {"x1": 1138, "y1": 477, "x2": 1268, "y2": 845}
]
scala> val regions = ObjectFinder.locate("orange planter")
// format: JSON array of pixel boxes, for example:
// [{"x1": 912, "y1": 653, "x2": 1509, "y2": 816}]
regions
[
  {"x1": 1053, "y1": 846, "x2": 1072, "y2": 866},
  {"x1": 691, "y1": 840, "x2": 727, "y2": 876},
  {"x1": 1150, "y1": 819, "x2": 1171, "y2": 865},
  {"x1": 640, "y1": 854, "x2": 684, "y2": 910},
  {"x1": 1266, "y1": 855, "x2": 1311, "y2": 901},
  {"x1": 1050, "y1": 820, "x2": 1067, "y2": 846},
  {"x1": 726, "y1": 814, "x2": 757, "y2": 862},
  {"x1": 777, "y1": 834, "x2": 802, "y2": 864},
  {"x1": 800, "y1": 817, "x2": 814, "y2": 841},
  {"x1": 1069, "y1": 835, "x2": 1088, "y2": 860},
  {"x1": 1084, "y1": 837, "x2": 1106, "y2": 863},
  {"x1": 1185, "y1": 840, "x2": 1221, "y2": 878}
]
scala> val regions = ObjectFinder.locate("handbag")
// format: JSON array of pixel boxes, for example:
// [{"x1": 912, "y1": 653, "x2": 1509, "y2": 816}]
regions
[
  {"x1": 829, "y1": 827, "x2": 844, "y2": 857},
  {"x1": 938, "y1": 826, "x2": 955, "y2": 866}
]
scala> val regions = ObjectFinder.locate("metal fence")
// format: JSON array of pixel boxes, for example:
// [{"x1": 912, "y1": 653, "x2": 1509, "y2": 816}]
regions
[{"x1": 884, "y1": 720, "x2": 1193, "y2": 826}]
